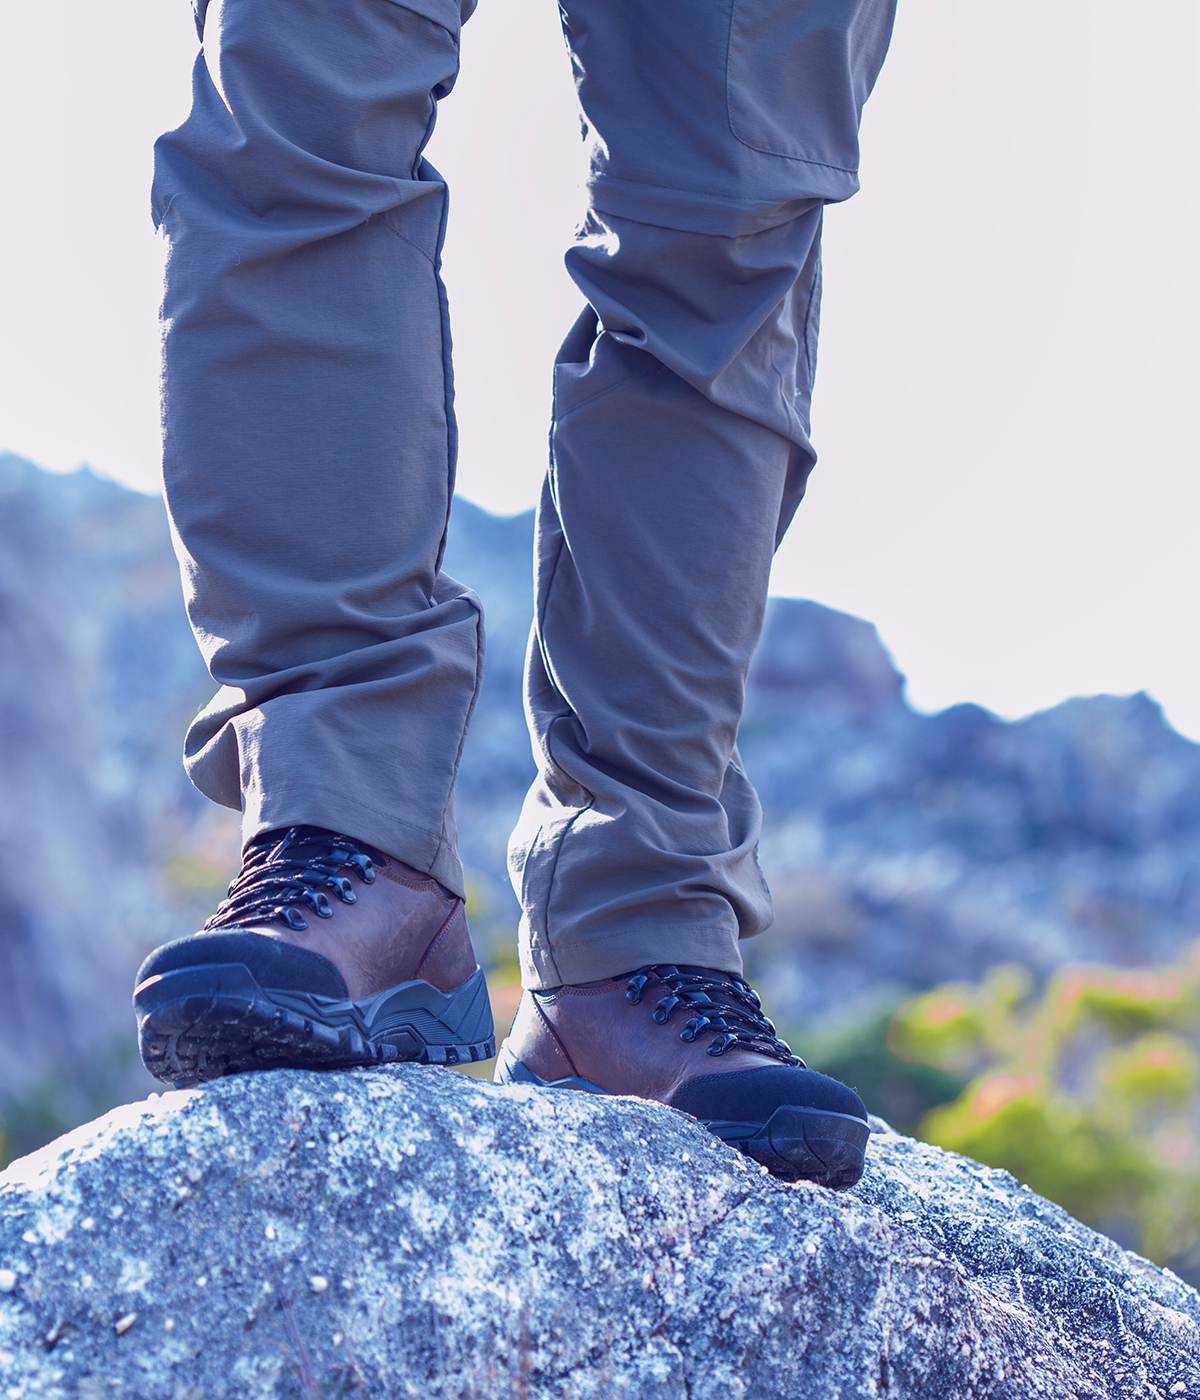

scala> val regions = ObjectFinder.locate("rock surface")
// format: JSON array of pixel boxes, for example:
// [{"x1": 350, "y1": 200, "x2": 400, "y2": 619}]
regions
[{"x1": 1, "y1": 1067, "x2": 1198, "y2": 1398}]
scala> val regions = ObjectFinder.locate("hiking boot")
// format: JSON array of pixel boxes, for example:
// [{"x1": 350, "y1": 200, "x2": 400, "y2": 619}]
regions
[
  {"x1": 135, "y1": 826, "x2": 494, "y2": 1088},
  {"x1": 494, "y1": 965, "x2": 869, "y2": 1188}
]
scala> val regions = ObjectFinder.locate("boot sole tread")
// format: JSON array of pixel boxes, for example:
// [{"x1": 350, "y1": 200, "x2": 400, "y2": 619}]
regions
[{"x1": 136, "y1": 962, "x2": 495, "y2": 1088}]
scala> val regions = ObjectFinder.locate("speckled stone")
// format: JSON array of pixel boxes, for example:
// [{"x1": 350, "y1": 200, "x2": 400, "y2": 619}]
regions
[{"x1": 1, "y1": 1067, "x2": 1198, "y2": 1398}]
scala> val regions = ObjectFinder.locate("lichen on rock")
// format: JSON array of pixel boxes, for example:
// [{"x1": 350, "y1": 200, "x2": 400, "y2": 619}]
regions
[{"x1": 1, "y1": 1066, "x2": 1198, "y2": 1398}]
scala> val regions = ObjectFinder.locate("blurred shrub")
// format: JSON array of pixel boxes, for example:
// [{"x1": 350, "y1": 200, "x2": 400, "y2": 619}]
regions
[
  {"x1": 800, "y1": 1012, "x2": 969, "y2": 1137},
  {"x1": 0, "y1": 1039, "x2": 150, "y2": 1169},
  {"x1": 890, "y1": 946, "x2": 1200, "y2": 1275}
]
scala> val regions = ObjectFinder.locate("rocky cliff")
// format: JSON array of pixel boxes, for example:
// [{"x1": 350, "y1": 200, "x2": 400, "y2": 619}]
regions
[
  {"x1": 1, "y1": 1067, "x2": 1198, "y2": 1398},
  {"x1": 3, "y1": 452, "x2": 1200, "y2": 1140}
]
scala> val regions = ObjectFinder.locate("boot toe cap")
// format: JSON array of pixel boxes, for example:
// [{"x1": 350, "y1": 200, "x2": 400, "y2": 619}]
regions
[
  {"x1": 669, "y1": 1064, "x2": 870, "y2": 1189},
  {"x1": 669, "y1": 1063, "x2": 867, "y2": 1125}
]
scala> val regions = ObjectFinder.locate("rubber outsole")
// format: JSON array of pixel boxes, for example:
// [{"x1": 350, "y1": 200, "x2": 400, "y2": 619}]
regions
[
  {"x1": 135, "y1": 962, "x2": 495, "y2": 1089},
  {"x1": 494, "y1": 1044, "x2": 869, "y2": 1189},
  {"x1": 702, "y1": 1107, "x2": 870, "y2": 1188}
]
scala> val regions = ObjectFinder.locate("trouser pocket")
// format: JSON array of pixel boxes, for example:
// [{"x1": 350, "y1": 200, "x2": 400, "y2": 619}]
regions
[{"x1": 726, "y1": 0, "x2": 897, "y2": 176}]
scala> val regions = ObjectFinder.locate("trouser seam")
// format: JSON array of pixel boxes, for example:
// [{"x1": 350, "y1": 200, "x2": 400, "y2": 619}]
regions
[
  {"x1": 529, "y1": 524, "x2": 592, "y2": 963},
  {"x1": 591, "y1": 173, "x2": 822, "y2": 216},
  {"x1": 426, "y1": 145, "x2": 472, "y2": 877},
  {"x1": 430, "y1": 159, "x2": 458, "y2": 576},
  {"x1": 553, "y1": 364, "x2": 644, "y2": 427},
  {"x1": 430, "y1": 594, "x2": 484, "y2": 878},
  {"x1": 380, "y1": 215, "x2": 436, "y2": 267},
  {"x1": 533, "y1": 526, "x2": 568, "y2": 721},
  {"x1": 536, "y1": 755, "x2": 589, "y2": 955},
  {"x1": 799, "y1": 227, "x2": 822, "y2": 389}
]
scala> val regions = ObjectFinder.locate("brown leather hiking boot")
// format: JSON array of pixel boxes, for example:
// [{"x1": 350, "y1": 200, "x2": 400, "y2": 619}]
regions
[
  {"x1": 134, "y1": 826, "x2": 494, "y2": 1088},
  {"x1": 495, "y1": 965, "x2": 869, "y2": 1188}
]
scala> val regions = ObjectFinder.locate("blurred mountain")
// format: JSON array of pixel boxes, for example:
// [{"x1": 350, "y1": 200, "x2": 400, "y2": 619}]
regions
[
  {"x1": 739, "y1": 612, "x2": 1200, "y2": 1023},
  {"x1": 0, "y1": 452, "x2": 218, "y2": 1134},
  {"x1": 2, "y1": 451, "x2": 1199, "y2": 1137}
]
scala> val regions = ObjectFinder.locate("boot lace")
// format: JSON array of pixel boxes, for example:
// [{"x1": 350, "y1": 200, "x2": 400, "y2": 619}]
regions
[
  {"x1": 624, "y1": 965, "x2": 801, "y2": 1064},
  {"x1": 203, "y1": 826, "x2": 378, "y2": 934}
]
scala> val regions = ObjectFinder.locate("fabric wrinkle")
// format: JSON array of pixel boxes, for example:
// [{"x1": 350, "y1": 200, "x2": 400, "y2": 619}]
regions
[{"x1": 158, "y1": 0, "x2": 896, "y2": 980}]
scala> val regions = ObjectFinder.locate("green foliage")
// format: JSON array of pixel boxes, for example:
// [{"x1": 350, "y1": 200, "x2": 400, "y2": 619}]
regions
[
  {"x1": 890, "y1": 947, "x2": 1200, "y2": 1272},
  {"x1": 800, "y1": 1010, "x2": 969, "y2": 1138},
  {"x1": 0, "y1": 1080, "x2": 75, "y2": 1169},
  {"x1": 0, "y1": 1038, "x2": 150, "y2": 1169}
]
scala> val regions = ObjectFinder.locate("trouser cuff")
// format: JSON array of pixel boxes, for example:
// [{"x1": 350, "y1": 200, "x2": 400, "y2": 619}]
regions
[
  {"x1": 242, "y1": 784, "x2": 465, "y2": 900},
  {"x1": 520, "y1": 921, "x2": 744, "y2": 991}
]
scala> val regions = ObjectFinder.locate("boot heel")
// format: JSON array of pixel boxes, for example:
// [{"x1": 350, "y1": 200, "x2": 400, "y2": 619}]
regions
[{"x1": 493, "y1": 1043, "x2": 609, "y2": 1094}]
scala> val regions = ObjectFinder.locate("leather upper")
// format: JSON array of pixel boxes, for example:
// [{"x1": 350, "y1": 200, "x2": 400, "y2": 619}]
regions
[
  {"x1": 222, "y1": 853, "x2": 476, "y2": 1000},
  {"x1": 505, "y1": 976, "x2": 789, "y2": 1104}
]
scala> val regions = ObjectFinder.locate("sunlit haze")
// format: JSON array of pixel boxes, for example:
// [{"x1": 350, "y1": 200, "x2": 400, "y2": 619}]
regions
[{"x1": 2, "y1": 1, "x2": 1197, "y2": 733}]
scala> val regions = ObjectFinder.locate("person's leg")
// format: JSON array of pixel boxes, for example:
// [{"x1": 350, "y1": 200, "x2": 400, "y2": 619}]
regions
[
  {"x1": 499, "y1": 0, "x2": 895, "y2": 1187},
  {"x1": 136, "y1": 0, "x2": 495, "y2": 1085},
  {"x1": 156, "y1": 0, "x2": 480, "y2": 897},
  {"x1": 510, "y1": 0, "x2": 896, "y2": 987}
]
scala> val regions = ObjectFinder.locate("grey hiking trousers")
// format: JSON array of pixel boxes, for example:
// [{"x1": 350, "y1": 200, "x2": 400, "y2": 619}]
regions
[{"x1": 155, "y1": 0, "x2": 895, "y2": 988}]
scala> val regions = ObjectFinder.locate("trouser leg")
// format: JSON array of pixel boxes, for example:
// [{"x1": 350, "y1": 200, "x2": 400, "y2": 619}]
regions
[
  {"x1": 155, "y1": 0, "x2": 480, "y2": 896},
  {"x1": 510, "y1": 0, "x2": 896, "y2": 987}
]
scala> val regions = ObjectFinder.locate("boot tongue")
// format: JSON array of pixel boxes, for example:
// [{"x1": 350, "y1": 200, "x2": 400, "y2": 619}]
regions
[
  {"x1": 206, "y1": 827, "x2": 378, "y2": 934},
  {"x1": 672, "y1": 964, "x2": 740, "y2": 983},
  {"x1": 249, "y1": 825, "x2": 385, "y2": 863}
]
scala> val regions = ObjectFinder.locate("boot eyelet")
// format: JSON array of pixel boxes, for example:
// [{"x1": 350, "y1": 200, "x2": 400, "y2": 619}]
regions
[
  {"x1": 347, "y1": 853, "x2": 375, "y2": 883},
  {"x1": 652, "y1": 994, "x2": 681, "y2": 1023},
  {"x1": 202, "y1": 830, "x2": 381, "y2": 936},
  {"x1": 615, "y1": 966, "x2": 799, "y2": 1068}
]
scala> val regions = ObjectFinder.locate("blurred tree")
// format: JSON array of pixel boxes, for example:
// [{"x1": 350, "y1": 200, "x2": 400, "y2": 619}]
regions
[{"x1": 890, "y1": 948, "x2": 1200, "y2": 1274}]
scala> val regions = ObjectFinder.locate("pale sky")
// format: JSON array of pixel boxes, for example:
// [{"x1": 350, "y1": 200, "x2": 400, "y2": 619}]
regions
[{"x1": 2, "y1": 2, "x2": 1198, "y2": 736}]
